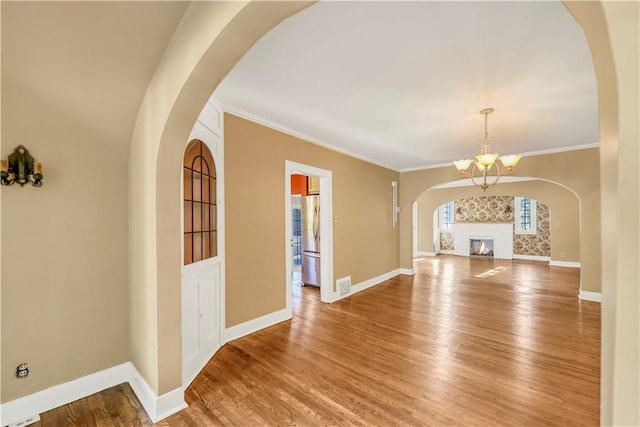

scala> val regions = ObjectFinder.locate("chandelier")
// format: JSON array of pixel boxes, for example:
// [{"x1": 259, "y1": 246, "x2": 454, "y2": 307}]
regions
[{"x1": 453, "y1": 108, "x2": 521, "y2": 190}]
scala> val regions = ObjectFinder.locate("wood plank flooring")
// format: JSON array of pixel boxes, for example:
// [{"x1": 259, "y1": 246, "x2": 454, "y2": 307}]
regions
[{"x1": 36, "y1": 256, "x2": 600, "y2": 426}]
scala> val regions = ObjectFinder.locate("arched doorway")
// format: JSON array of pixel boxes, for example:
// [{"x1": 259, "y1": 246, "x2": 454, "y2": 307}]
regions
[
  {"x1": 128, "y1": 2, "x2": 636, "y2": 424},
  {"x1": 414, "y1": 178, "x2": 582, "y2": 282}
]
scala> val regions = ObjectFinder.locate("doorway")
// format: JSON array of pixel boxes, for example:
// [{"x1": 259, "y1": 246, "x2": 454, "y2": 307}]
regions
[{"x1": 284, "y1": 161, "x2": 334, "y2": 317}]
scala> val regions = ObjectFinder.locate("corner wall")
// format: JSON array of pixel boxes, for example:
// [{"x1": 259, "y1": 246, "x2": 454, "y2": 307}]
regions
[{"x1": 224, "y1": 114, "x2": 399, "y2": 327}]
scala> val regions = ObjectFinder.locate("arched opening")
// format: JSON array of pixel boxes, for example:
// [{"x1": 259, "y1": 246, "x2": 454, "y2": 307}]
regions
[
  {"x1": 427, "y1": 195, "x2": 557, "y2": 262},
  {"x1": 412, "y1": 178, "x2": 581, "y2": 279},
  {"x1": 127, "y1": 1, "x2": 636, "y2": 423}
]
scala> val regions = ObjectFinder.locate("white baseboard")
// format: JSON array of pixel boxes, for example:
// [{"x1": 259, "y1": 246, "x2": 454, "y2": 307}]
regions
[
  {"x1": 126, "y1": 362, "x2": 187, "y2": 422},
  {"x1": 416, "y1": 251, "x2": 436, "y2": 257},
  {"x1": 350, "y1": 269, "x2": 399, "y2": 295},
  {"x1": 513, "y1": 254, "x2": 551, "y2": 262},
  {"x1": 579, "y1": 290, "x2": 602, "y2": 303},
  {"x1": 182, "y1": 341, "x2": 222, "y2": 389},
  {"x1": 439, "y1": 250, "x2": 455, "y2": 255},
  {"x1": 0, "y1": 363, "x2": 131, "y2": 427},
  {"x1": 550, "y1": 260, "x2": 581, "y2": 268},
  {"x1": 224, "y1": 308, "x2": 291, "y2": 343},
  {"x1": 332, "y1": 268, "x2": 420, "y2": 301},
  {"x1": 0, "y1": 362, "x2": 187, "y2": 426}
]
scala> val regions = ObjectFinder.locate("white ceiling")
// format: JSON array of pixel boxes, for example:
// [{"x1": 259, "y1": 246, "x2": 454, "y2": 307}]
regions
[{"x1": 214, "y1": 1, "x2": 598, "y2": 172}]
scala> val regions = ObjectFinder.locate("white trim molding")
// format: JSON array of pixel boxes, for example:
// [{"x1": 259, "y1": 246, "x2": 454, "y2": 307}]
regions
[
  {"x1": 550, "y1": 260, "x2": 581, "y2": 268},
  {"x1": 0, "y1": 362, "x2": 187, "y2": 426},
  {"x1": 127, "y1": 363, "x2": 187, "y2": 422},
  {"x1": 225, "y1": 105, "x2": 396, "y2": 171},
  {"x1": 1, "y1": 363, "x2": 131, "y2": 427},
  {"x1": 400, "y1": 143, "x2": 600, "y2": 173},
  {"x1": 513, "y1": 254, "x2": 551, "y2": 262},
  {"x1": 224, "y1": 308, "x2": 291, "y2": 343},
  {"x1": 416, "y1": 251, "x2": 437, "y2": 257},
  {"x1": 330, "y1": 268, "x2": 413, "y2": 303},
  {"x1": 439, "y1": 250, "x2": 456, "y2": 255},
  {"x1": 346, "y1": 269, "x2": 400, "y2": 298},
  {"x1": 579, "y1": 290, "x2": 602, "y2": 303}
]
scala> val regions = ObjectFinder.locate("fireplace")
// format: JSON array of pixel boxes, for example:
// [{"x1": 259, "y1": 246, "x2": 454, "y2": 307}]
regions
[{"x1": 470, "y1": 239, "x2": 494, "y2": 257}]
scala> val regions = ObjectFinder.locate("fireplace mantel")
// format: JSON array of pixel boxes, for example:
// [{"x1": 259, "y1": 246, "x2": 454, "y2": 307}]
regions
[{"x1": 453, "y1": 223, "x2": 514, "y2": 260}]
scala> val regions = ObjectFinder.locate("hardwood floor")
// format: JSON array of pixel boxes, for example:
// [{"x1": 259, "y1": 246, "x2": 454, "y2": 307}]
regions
[
  {"x1": 34, "y1": 383, "x2": 151, "y2": 426},
  {"x1": 37, "y1": 256, "x2": 600, "y2": 426}
]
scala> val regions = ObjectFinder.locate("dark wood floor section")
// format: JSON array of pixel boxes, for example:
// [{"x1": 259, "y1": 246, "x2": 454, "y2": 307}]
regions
[{"x1": 38, "y1": 256, "x2": 600, "y2": 426}]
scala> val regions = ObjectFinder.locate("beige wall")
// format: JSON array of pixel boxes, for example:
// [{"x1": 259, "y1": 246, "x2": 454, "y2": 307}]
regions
[
  {"x1": 400, "y1": 149, "x2": 599, "y2": 292},
  {"x1": 1, "y1": 1, "x2": 637, "y2": 424},
  {"x1": 132, "y1": 1, "x2": 314, "y2": 395},
  {"x1": 0, "y1": 2, "x2": 157, "y2": 401},
  {"x1": 417, "y1": 181, "x2": 580, "y2": 264},
  {"x1": 224, "y1": 114, "x2": 399, "y2": 326}
]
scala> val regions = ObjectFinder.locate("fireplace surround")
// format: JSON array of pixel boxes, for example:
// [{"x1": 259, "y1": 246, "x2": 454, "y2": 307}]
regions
[{"x1": 453, "y1": 223, "x2": 513, "y2": 259}]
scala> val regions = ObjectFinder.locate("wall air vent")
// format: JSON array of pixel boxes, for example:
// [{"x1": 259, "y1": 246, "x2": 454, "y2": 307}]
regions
[{"x1": 337, "y1": 276, "x2": 352, "y2": 296}]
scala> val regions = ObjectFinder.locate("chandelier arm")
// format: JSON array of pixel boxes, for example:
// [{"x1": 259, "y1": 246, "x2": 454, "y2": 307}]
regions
[
  {"x1": 451, "y1": 107, "x2": 520, "y2": 191},
  {"x1": 460, "y1": 164, "x2": 484, "y2": 188},
  {"x1": 491, "y1": 163, "x2": 503, "y2": 186},
  {"x1": 460, "y1": 163, "x2": 486, "y2": 188}
]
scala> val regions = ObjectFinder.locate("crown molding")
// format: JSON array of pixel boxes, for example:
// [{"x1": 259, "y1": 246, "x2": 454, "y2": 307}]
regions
[
  {"x1": 400, "y1": 143, "x2": 600, "y2": 173},
  {"x1": 220, "y1": 104, "x2": 399, "y2": 172},
  {"x1": 217, "y1": 103, "x2": 599, "y2": 175}
]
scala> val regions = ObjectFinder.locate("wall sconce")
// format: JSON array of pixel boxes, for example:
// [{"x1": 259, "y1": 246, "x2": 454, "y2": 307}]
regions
[{"x1": 1, "y1": 145, "x2": 43, "y2": 187}]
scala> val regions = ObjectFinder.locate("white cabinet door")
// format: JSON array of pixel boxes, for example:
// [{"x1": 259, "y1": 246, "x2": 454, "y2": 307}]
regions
[
  {"x1": 182, "y1": 261, "x2": 222, "y2": 387},
  {"x1": 182, "y1": 279, "x2": 200, "y2": 370},
  {"x1": 198, "y1": 264, "x2": 220, "y2": 349}
]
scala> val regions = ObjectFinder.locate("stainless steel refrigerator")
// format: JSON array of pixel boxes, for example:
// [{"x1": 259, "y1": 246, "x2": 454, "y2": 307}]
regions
[{"x1": 301, "y1": 195, "x2": 321, "y2": 287}]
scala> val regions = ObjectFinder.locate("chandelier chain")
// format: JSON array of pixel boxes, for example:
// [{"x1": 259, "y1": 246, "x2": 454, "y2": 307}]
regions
[{"x1": 484, "y1": 112, "x2": 488, "y2": 142}]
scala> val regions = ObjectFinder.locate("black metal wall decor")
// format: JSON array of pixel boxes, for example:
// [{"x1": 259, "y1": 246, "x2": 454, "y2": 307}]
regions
[{"x1": 1, "y1": 145, "x2": 43, "y2": 187}]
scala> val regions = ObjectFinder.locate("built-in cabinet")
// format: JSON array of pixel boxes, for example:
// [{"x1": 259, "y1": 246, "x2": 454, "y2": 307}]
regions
[
  {"x1": 182, "y1": 98, "x2": 225, "y2": 387},
  {"x1": 307, "y1": 176, "x2": 320, "y2": 195},
  {"x1": 182, "y1": 261, "x2": 222, "y2": 385}
]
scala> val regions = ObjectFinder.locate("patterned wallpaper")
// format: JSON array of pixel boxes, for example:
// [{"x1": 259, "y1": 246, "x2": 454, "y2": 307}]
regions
[
  {"x1": 439, "y1": 196, "x2": 550, "y2": 256},
  {"x1": 455, "y1": 195, "x2": 514, "y2": 223},
  {"x1": 513, "y1": 202, "x2": 550, "y2": 256},
  {"x1": 440, "y1": 233, "x2": 454, "y2": 250}
]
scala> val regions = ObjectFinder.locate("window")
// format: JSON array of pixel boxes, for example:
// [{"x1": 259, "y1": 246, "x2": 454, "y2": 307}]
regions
[
  {"x1": 439, "y1": 201, "x2": 454, "y2": 231},
  {"x1": 183, "y1": 140, "x2": 217, "y2": 265},
  {"x1": 514, "y1": 197, "x2": 537, "y2": 234}
]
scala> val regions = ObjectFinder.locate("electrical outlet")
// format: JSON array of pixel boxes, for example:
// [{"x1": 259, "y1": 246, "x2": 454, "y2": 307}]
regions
[{"x1": 16, "y1": 362, "x2": 29, "y2": 378}]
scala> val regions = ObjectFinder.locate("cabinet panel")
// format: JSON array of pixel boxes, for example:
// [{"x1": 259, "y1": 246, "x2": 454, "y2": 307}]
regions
[
  {"x1": 182, "y1": 259, "x2": 223, "y2": 386},
  {"x1": 181, "y1": 280, "x2": 200, "y2": 366},
  {"x1": 307, "y1": 176, "x2": 320, "y2": 195},
  {"x1": 198, "y1": 264, "x2": 220, "y2": 348}
]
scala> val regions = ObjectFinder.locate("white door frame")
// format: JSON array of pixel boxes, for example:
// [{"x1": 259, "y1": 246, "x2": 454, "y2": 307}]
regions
[{"x1": 284, "y1": 161, "x2": 334, "y2": 314}]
